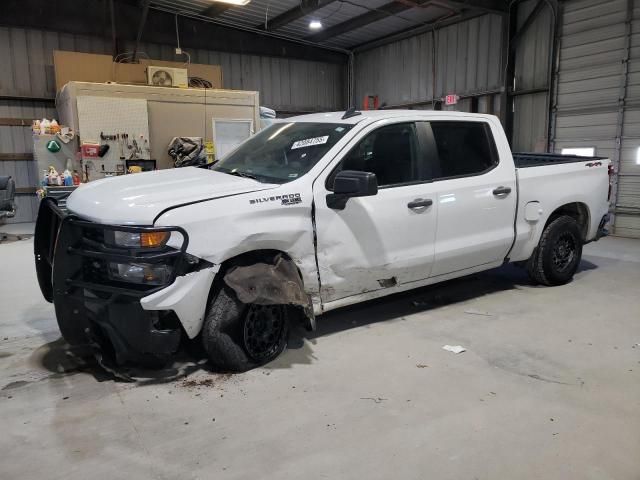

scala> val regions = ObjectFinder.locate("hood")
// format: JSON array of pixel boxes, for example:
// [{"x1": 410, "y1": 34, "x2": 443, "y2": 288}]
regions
[{"x1": 66, "y1": 167, "x2": 276, "y2": 225}]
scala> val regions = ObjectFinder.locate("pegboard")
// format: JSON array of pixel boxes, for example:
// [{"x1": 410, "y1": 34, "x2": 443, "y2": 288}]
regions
[{"x1": 76, "y1": 96, "x2": 151, "y2": 180}]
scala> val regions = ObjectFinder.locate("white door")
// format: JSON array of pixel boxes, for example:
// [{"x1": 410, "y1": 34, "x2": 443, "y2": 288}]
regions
[
  {"x1": 424, "y1": 119, "x2": 517, "y2": 277},
  {"x1": 313, "y1": 121, "x2": 439, "y2": 303}
]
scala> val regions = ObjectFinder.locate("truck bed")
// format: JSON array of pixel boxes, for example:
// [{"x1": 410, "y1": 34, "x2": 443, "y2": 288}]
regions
[{"x1": 513, "y1": 152, "x2": 607, "y2": 168}]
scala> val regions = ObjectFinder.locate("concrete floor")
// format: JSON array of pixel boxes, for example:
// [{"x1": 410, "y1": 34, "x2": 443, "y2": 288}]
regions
[{"x1": 1, "y1": 236, "x2": 639, "y2": 480}]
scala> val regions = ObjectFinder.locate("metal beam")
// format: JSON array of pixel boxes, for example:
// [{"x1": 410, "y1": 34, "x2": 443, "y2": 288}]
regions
[
  {"x1": 307, "y1": 0, "x2": 506, "y2": 43},
  {"x1": 259, "y1": 0, "x2": 338, "y2": 31},
  {"x1": 306, "y1": 0, "x2": 432, "y2": 43},
  {"x1": 434, "y1": 0, "x2": 508, "y2": 15},
  {"x1": 132, "y1": 0, "x2": 150, "y2": 62},
  {"x1": 1, "y1": 0, "x2": 348, "y2": 64},
  {"x1": 200, "y1": 3, "x2": 232, "y2": 19},
  {"x1": 510, "y1": 0, "x2": 546, "y2": 51}
]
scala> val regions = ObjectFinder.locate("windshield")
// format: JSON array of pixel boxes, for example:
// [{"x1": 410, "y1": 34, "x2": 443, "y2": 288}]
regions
[{"x1": 212, "y1": 122, "x2": 353, "y2": 184}]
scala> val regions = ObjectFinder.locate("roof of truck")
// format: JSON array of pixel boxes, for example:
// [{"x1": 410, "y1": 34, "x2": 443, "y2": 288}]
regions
[{"x1": 285, "y1": 110, "x2": 498, "y2": 125}]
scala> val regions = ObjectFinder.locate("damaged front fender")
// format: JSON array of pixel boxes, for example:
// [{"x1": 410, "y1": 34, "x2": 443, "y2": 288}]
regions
[{"x1": 223, "y1": 255, "x2": 316, "y2": 330}]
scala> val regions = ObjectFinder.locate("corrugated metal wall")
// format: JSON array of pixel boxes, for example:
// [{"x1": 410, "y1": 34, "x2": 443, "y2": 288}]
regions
[
  {"x1": 512, "y1": 0, "x2": 554, "y2": 152},
  {"x1": 353, "y1": 14, "x2": 504, "y2": 114},
  {"x1": 0, "y1": 26, "x2": 346, "y2": 224},
  {"x1": 552, "y1": 0, "x2": 640, "y2": 237}
]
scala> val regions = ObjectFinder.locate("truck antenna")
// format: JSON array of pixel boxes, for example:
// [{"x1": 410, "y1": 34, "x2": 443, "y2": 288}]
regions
[{"x1": 342, "y1": 107, "x2": 362, "y2": 120}]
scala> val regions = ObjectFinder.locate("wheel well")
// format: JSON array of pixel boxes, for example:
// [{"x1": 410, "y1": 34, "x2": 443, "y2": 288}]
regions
[
  {"x1": 207, "y1": 249, "x2": 301, "y2": 307},
  {"x1": 545, "y1": 202, "x2": 590, "y2": 240},
  {"x1": 206, "y1": 249, "x2": 313, "y2": 330}
]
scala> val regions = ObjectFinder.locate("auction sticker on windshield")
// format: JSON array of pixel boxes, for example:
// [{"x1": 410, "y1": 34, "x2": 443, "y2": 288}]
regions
[{"x1": 291, "y1": 136, "x2": 329, "y2": 150}]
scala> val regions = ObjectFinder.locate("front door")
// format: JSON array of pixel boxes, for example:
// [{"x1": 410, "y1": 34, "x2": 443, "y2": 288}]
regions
[{"x1": 312, "y1": 121, "x2": 438, "y2": 304}]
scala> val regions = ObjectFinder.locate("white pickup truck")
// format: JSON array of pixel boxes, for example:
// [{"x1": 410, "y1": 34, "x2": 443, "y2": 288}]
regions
[{"x1": 34, "y1": 110, "x2": 611, "y2": 371}]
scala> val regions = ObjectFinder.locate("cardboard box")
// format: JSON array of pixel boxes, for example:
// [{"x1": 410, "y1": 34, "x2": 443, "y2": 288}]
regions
[
  {"x1": 53, "y1": 51, "x2": 224, "y2": 91},
  {"x1": 54, "y1": 51, "x2": 114, "y2": 92}
]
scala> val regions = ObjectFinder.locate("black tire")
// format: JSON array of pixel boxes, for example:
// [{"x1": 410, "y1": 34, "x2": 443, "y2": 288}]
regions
[
  {"x1": 202, "y1": 286, "x2": 289, "y2": 372},
  {"x1": 527, "y1": 215, "x2": 583, "y2": 286}
]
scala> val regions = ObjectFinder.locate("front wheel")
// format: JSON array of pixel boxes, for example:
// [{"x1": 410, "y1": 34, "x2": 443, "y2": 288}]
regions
[
  {"x1": 202, "y1": 286, "x2": 289, "y2": 372},
  {"x1": 527, "y1": 215, "x2": 583, "y2": 286}
]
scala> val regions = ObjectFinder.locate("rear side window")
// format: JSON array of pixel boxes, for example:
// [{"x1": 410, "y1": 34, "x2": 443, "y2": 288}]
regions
[{"x1": 429, "y1": 121, "x2": 498, "y2": 179}]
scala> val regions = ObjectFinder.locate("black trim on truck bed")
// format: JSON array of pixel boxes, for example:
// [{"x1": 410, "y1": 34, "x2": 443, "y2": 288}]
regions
[{"x1": 513, "y1": 153, "x2": 607, "y2": 168}]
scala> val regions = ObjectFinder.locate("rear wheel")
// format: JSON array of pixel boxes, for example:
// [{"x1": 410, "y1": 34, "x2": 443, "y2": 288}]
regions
[
  {"x1": 527, "y1": 215, "x2": 583, "y2": 286},
  {"x1": 202, "y1": 286, "x2": 289, "y2": 372}
]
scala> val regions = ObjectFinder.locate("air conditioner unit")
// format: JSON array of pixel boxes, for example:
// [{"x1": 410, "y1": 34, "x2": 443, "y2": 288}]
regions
[{"x1": 147, "y1": 66, "x2": 188, "y2": 88}]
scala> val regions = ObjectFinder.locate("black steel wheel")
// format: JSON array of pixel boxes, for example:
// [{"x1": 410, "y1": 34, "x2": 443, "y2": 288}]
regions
[
  {"x1": 202, "y1": 286, "x2": 289, "y2": 372},
  {"x1": 551, "y1": 232, "x2": 577, "y2": 272},
  {"x1": 527, "y1": 215, "x2": 583, "y2": 286},
  {"x1": 243, "y1": 305, "x2": 287, "y2": 362}
]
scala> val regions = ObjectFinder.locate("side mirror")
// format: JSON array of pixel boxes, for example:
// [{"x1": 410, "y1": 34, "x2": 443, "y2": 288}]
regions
[{"x1": 326, "y1": 170, "x2": 378, "y2": 210}]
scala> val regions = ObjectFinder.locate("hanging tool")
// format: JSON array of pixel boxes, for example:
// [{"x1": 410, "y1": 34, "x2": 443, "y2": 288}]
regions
[{"x1": 117, "y1": 134, "x2": 124, "y2": 160}]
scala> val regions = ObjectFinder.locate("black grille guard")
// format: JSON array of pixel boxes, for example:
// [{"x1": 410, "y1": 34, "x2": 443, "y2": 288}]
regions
[
  {"x1": 34, "y1": 197, "x2": 190, "y2": 362},
  {"x1": 35, "y1": 197, "x2": 189, "y2": 302}
]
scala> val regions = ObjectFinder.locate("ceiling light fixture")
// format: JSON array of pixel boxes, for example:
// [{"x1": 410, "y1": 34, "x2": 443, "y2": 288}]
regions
[
  {"x1": 211, "y1": 0, "x2": 251, "y2": 5},
  {"x1": 309, "y1": 19, "x2": 323, "y2": 30}
]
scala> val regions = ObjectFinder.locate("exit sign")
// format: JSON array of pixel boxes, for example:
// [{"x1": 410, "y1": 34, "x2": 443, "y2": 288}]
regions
[{"x1": 445, "y1": 94, "x2": 459, "y2": 106}]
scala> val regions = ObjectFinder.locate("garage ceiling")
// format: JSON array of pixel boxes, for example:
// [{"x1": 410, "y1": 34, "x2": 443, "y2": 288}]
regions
[{"x1": 149, "y1": 0, "x2": 508, "y2": 50}]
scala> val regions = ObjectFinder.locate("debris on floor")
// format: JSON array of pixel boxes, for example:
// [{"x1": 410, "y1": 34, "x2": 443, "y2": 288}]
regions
[
  {"x1": 179, "y1": 374, "x2": 232, "y2": 391},
  {"x1": 360, "y1": 397, "x2": 387, "y2": 403},
  {"x1": 442, "y1": 345, "x2": 466, "y2": 354},
  {"x1": 416, "y1": 364, "x2": 429, "y2": 368},
  {"x1": 464, "y1": 309, "x2": 492, "y2": 317}
]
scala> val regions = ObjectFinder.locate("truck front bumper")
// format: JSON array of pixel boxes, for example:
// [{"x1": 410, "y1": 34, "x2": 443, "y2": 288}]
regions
[{"x1": 34, "y1": 198, "x2": 191, "y2": 365}]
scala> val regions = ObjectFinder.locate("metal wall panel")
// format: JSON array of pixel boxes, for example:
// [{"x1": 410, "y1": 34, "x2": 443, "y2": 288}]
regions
[
  {"x1": 127, "y1": 39, "x2": 345, "y2": 112},
  {"x1": 0, "y1": 26, "x2": 345, "y2": 112},
  {"x1": 0, "y1": 26, "x2": 345, "y2": 224},
  {"x1": 353, "y1": 14, "x2": 504, "y2": 108},
  {"x1": 553, "y1": 0, "x2": 640, "y2": 237},
  {"x1": 0, "y1": 101, "x2": 47, "y2": 224},
  {"x1": 512, "y1": 0, "x2": 554, "y2": 152}
]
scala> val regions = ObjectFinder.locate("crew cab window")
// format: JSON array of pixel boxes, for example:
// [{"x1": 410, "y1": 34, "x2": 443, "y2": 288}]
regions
[
  {"x1": 429, "y1": 121, "x2": 498, "y2": 179},
  {"x1": 330, "y1": 122, "x2": 422, "y2": 188}
]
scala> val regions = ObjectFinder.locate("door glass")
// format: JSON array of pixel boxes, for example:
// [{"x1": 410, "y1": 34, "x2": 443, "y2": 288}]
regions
[
  {"x1": 330, "y1": 122, "x2": 422, "y2": 188},
  {"x1": 429, "y1": 121, "x2": 498, "y2": 179}
]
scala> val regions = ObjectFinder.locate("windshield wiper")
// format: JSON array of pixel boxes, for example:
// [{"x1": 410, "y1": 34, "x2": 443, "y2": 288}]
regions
[{"x1": 225, "y1": 169, "x2": 259, "y2": 180}]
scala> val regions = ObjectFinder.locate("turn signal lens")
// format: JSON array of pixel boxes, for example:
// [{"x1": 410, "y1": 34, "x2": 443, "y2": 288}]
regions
[{"x1": 140, "y1": 231, "x2": 170, "y2": 248}]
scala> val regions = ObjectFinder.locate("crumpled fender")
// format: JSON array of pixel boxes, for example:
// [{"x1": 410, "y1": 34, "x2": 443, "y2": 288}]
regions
[{"x1": 223, "y1": 255, "x2": 316, "y2": 330}]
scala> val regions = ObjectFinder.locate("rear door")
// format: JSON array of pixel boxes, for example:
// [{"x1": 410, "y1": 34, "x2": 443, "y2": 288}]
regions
[
  {"x1": 423, "y1": 119, "x2": 517, "y2": 277},
  {"x1": 313, "y1": 120, "x2": 439, "y2": 304}
]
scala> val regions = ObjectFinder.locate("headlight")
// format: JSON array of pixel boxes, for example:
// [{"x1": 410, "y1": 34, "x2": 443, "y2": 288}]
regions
[
  {"x1": 112, "y1": 230, "x2": 170, "y2": 248},
  {"x1": 108, "y1": 262, "x2": 172, "y2": 285}
]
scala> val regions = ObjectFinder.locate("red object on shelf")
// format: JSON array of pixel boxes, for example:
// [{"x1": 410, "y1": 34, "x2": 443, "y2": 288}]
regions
[{"x1": 81, "y1": 143, "x2": 100, "y2": 158}]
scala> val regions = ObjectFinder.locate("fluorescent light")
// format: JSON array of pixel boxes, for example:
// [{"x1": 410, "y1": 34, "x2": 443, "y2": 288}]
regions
[
  {"x1": 561, "y1": 147, "x2": 595, "y2": 157},
  {"x1": 211, "y1": 0, "x2": 251, "y2": 5},
  {"x1": 309, "y1": 19, "x2": 322, "y2": 30},
  {"x1": 637, "y1": 147, "x2": 640, "y2": 165}
]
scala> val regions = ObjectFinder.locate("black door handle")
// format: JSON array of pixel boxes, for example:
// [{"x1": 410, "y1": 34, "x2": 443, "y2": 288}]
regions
[
  {"x1": 407, "y1": 198, "x2": 433, "y2": 209},
  {"x1": 493, "y1": 186, "x2": 512, "y2": 196}
]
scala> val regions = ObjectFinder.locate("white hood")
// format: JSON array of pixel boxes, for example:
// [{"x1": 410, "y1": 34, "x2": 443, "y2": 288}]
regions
[{"x1": 66, "y1": 167, "x2": 276, "y2": 225}]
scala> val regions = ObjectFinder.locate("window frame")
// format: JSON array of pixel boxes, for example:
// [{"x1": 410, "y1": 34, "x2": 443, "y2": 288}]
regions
[
  {"x1": 325, "y1": 121, "x2": 431, "y2": 191},
  {"x1": 421, "y1": 120, "x2": 501, "y2": 182}
]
